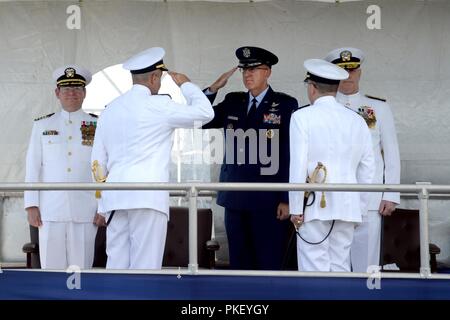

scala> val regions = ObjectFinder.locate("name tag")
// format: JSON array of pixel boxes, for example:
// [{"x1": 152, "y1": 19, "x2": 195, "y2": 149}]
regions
[{"x1": 42, "y1": 130, "x2": 59, "y2": 135}]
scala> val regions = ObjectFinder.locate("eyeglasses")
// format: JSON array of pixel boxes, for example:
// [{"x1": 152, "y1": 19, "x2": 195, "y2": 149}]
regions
[
  {"x1": 239, "y1": 67, "x2": 270, "y2": 74},
  {"x1": 59, "y1": 87, "x2": 85, "y2": 93}
]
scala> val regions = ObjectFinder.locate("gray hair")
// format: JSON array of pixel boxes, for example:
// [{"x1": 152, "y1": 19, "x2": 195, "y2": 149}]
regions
[{"x1": 312, "y1": 81, "x2": 339, "y2": 94}]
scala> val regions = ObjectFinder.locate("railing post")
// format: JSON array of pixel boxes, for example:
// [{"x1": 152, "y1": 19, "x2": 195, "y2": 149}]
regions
[
  {"x1": 417, "y1": 182, "x2": 431, "y2": 277},
  {"x1": 188, "y1": 186, "x2": 198, "y2": 274}
]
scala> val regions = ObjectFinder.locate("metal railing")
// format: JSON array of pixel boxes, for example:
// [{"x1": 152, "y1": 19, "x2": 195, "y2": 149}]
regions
[{"x1": 2, "y1": 182, "x2": 450, "y2": 278}]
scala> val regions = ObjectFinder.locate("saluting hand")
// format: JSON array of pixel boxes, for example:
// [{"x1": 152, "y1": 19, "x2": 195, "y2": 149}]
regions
[
  {"x1": 168, "y1": 71, "x2": 191, "y2": 87},
  {"x1": 26, "y1": 206, "x2": 42, "y2": 227},
  {"x1": 208, "y1": 67, "x2": 238, "y2": 93}
]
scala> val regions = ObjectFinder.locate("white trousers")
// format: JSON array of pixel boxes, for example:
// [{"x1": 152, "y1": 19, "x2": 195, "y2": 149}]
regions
[
  {"x1": 106, "y1": 208, "x2": 168, "y2": 270},
  {"x1": 350, "y1": 210, "x2": 382, "y2": 272},
  {"x1": 296, "y1": 219, "x2": 356, "y2": 272},
  {"x1": 39, "y1": 221, "x2": 97, "y2": 269}
]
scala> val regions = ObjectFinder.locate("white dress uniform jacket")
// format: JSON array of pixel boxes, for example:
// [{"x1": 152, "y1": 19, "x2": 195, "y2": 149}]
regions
[
  {"x1": 24, "y1": 109, "x2": 98, "y2": 222},
  {"x1": 336, "y1": 92, "x2": 400, "y2": 209},
  {"x1": 289, "y1": 96, "x2": 375, "y2": 222},
  {"x1": 92, "y1": 83, "x2": 214, "y2": 216}
]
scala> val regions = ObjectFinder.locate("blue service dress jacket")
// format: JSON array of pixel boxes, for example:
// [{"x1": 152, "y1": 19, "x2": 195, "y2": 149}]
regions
[{"x1": 203, "y1": 86, "x2": 298, "y2": 210}]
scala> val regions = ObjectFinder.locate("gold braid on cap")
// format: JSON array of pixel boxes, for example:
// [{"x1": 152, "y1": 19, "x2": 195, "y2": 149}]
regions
[
  {"x1": 336, "y1": 61, "x2": 360, "y2": 69},
  {"x1": 307, "y1": 162, "x2": 328, "y2": 208},
  {"x1": 92, "y1": 160, "x2": 107, "y2": 199}
]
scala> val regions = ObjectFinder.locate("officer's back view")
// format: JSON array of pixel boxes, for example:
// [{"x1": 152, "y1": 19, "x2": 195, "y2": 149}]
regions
[{"x1": 91, "y1": 47, "x2": 214, "y2": 270}]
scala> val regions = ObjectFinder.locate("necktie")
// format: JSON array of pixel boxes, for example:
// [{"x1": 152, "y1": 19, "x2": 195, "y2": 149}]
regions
[{"x1": 247, "y1": 98, "x2": 258, "y2": 124}]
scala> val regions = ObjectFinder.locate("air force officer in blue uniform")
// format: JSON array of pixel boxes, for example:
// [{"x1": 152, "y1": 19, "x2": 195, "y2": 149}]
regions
[{"x1": 203, "y1": 47, "x2": 298, "y2": 270}]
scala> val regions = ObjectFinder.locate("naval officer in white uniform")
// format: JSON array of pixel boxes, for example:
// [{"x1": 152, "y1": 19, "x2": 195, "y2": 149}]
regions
[
  {"x1": 24, "y1": 65, "x2": 102, "y2": 269},
  {"x1": 289, "y1": 59, "x2": 375, "y2": 272},
  {"x1": 325, "y1": 47, "x2": 401, "y2": 272},
  {"x1": 91, "y1": 47, "x2": 214, "y2": 269}
]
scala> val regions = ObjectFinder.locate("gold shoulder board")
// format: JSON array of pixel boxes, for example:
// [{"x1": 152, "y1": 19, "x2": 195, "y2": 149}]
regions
[
  {"x1": 365, "y1": 94, "x2": 386, "y2": 102},
  {"x1": 34, "y1": 113, "x2": 55, "y2": 121}
]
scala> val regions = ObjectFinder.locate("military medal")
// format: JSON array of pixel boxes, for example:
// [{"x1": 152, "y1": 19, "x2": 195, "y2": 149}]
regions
[
  {"x1": 80, "y1": 121, "x2": 96, "y2": 146},
  {"x1": 357, "y1": 106, "x2": 377, "y2": 128},
  {"x1": 266, "y1": 129, "x2": 274, "y2": 139},
  {"x1": 263, "y1": 113, "x2": 281, "y2": 125}
]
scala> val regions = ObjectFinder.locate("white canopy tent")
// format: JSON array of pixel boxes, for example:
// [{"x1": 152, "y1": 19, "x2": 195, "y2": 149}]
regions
[{"x1": 0, "y1": 0, "x2": 449, "y2": 266}]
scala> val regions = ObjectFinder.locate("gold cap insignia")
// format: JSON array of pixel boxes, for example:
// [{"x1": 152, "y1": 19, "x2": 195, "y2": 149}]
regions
[
  {"x1": 340, "y1": 50, "x2": 352, "y2": 62},
  {"x1": 65, "y1": 67, "x2": 75, "y2": 78}
]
